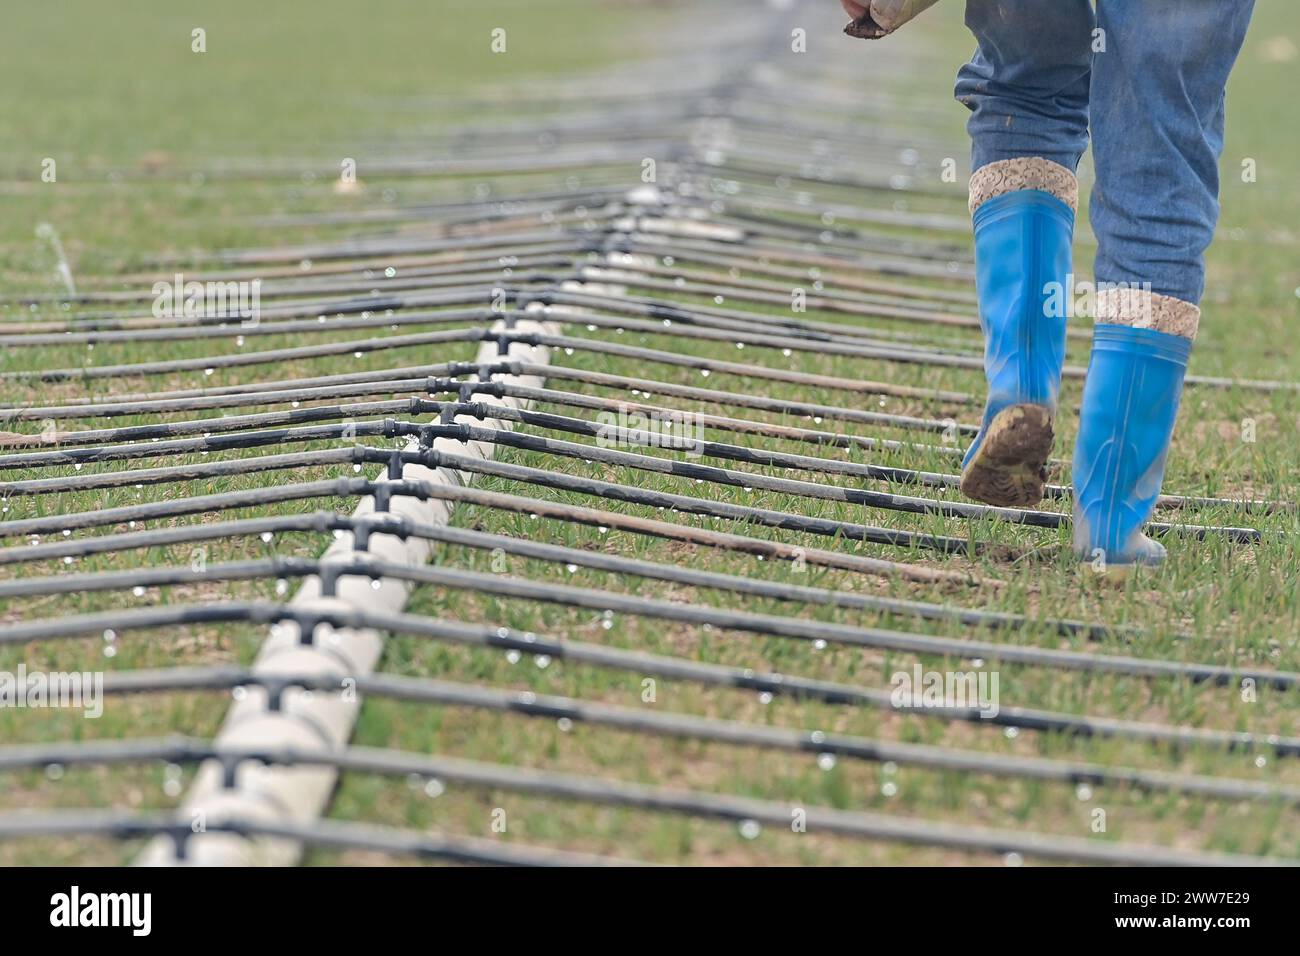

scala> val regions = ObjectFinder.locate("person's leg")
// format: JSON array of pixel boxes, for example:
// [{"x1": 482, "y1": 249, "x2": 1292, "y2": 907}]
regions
[
  {"x1": 954, "y1": 0, "x2": 1094, "y2": 507},
  {"x1": 955, "y1": 1, "x2": 1095, "y2": 174},
  {"x1": 1073, "y1": 0, "x2": 1256, "y2": 569}
]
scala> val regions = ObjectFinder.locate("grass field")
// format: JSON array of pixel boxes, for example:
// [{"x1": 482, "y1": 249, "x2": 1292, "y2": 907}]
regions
[{"x1": 0, "y1": 0, "x2": 1298, "y2": 866}]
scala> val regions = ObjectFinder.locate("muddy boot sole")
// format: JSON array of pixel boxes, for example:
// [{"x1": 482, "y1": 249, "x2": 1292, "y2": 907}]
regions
[{"x1": 959, "y1": 404, "x2": 1053, "y2": 508}]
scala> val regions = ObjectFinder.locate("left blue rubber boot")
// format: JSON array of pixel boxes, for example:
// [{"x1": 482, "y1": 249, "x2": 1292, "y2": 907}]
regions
[
  {"x1": 959, "y1": 161, "x2": 1075, "y2": 508},
  {"x1": 1072, "y1": 319, "x2": 1194, "y2": 571}
]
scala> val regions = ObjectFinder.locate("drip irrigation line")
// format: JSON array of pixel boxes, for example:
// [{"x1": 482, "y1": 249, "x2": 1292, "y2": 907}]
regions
[
  {"x1": 0, "y1": 395, "x2": 1039, "y2": 515},
  {"x1": 5, "y1": 559, "x2": 1285, "y2": 687},
  {"x1": 247, "y1": 183, "x2": 638, "y2": 229},
  {"x1": 417, "y1": 417, "x2": 1273, "y2": 539},
  {"x1": 188, "y1": 218, "x2": 979, "y2": 317},
  {"x1": 4, "y1": 282, "x2": 979, "y2": 406},
  {"x1": 1, "y1": 311, "x2": 979, "y2": 418},
  {"x1": 0, "y1": 420, "x2": 399, "y2": 469},
  {"x1": 142, "y1": 144, "x2": 673, "y2": 188},
  {"x1": 538, "y1": 282, "x2": 987, "y2": 356},
  {"x1": 0, "y1": 400, "x2": 417, "y2": 447},
  {"x1": 714, "y1": 192, "x2": 971, "y2": 234},
  {"x1": 612, "y1": 223, "x2": 973, "y2": 286},
  {"x1": 80, "y1": 217, "x2": 973, "y2": 303},
  {"x1": 8, "y1": 633, "x2": 1299, "y2": 860},
  {"x1": 7, "y1": 271, "x2": 994, "y2": 389},
  {"x1": 82, "y1": 238, "x2": 590, "y2": 289},
  {"x1": 550, "y1": 285, "x2": 979, "y2": 358},
  {"x1": 4, "y1": 594, "x2": 1291, "y2": 761},
  {"x1": 514, "y1": 361, "x2": 972, "y2": 436},
  {"x1": 0, "y1": 446, "x2": 361, "y2": 496},
  {"x1": 0, "y1": 511, "x2": 1128, "y2": 639},
  {"x1": 224, "y1": 628, "x2": 1300, "y2": 755},
  {"x1": 1, "y1": 285, "x2": 994, "y2": 381},
  {"x1": 0, "y1": 324, "x2": 492, "y2": 383},
  {"x1": 452, "y1": 418, "x2": 1272, "y2": 540},
  {"x1": 0, "y1": 476, "x2": 374, "y2": 538},
  {"x1": 702, "y1": 155, "x2": 967, "y2": 203},
  {"x1": 548, "y1": 299, "x2": 1292, "y2": 393},
  {"x1": 0, "y1": 380, "x2": 960, "y2": 479},
  {"x1": 496, "y1": 321, "x2": 1298, "y2": 401},
  {"x1": 5, "y1": 365, "x2": 1273, "y2": 516},
  {"x1": 0, "y1": 363, "x2": 475, "y2": 416},
  {"x1": 20, "y1": 668, "x2": 1268, "y2": 832},
  {"x1": 364, "y1": 561, "x2": 1276, "y2": 683},
  {"x1": 572, "y1": 243, "x2": 980, "y2": 306},
  {"x1": 1, "y1": 411, "x2": 979, "y2": 516},
  {"x1": 188, "y1": 193, "x2": 972, "y2": 270},
  {"x1": 699, "y1": 196, "x2": 971, "y2": 257},
  {"x1": 1, "y1": 431, "x2": 1267, "y2": 547},
  {"x1": 10, "y1": 481, "x2": 1284, "y2": 759},
  {"x1": 0, "y1": 476, "x2": 976, "y2": 585},
  {"x1": 478, "y1": 374, "x2": 969, "y2": 457},
  {"x1": 0, "y1": 442, "x2": 980, "y2": 553},
  {"x1": 730, "y1": 236, "x2": 973, "y2": 283},
  {"x1": 615, "y1": 210, "x2": 974, "y2": 278},
  {"x1": 581, "y1": 263, "x2": 985, "y2": 333},
  {"x1": 512, "y1": 328, "x2": 982, "y2": 415},
  {"x1": 3, "y1": 3, "x2": 1294, "y2": 875},
  {"x1": 23, "y1": 258, "x2": 978, "y2": 355},
  {"x1": 0, "y1": 738, "x2": 1291, "y2": 866},
  {"x1": 0, "y1": 444, "x2": 973, "y2": 556},
  {"x1": 3, "y1": 356, "x2": 967, "y2": 439},
  {"x1": 0, "y1": 810, "x2": 638, "y2": 867},
  {"x1": 0, "y1": 379, "x2": 433, "y2": 422},
  {"x1": 1, "y1": 261, "x2": 557, "y2": 326},
  {"x1": 171, "y1": 226, "x2": 584, "y2": 267},
  {"x1": 23, "y1": 401, "x2": 1260, "y2": 541},
  {"x1": 0, "y1": 290, "x2": 567, "y2": 345}
]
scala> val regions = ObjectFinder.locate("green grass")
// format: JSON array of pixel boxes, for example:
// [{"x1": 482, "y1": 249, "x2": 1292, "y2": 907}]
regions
[{"x1": 0, "y1": 1, "x2": 1298, "y2": 867}]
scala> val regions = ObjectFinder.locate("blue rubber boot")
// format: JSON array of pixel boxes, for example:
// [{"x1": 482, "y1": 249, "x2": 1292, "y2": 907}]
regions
[
  {"x1": 959, "y1": 189, "x2": 1074, "y2": 507},
  {"x1": 1072, "y1": 324, "x2": 1192, "y2": 571}
]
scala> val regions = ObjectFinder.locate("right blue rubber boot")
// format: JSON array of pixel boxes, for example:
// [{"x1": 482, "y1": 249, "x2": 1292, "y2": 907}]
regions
[
  {"x1": 959, "y1": 158, "x2": 1077, "y2": 508},
  {"x1": 1072, "y1": 308, "x2": 1196, "y2": 573}
]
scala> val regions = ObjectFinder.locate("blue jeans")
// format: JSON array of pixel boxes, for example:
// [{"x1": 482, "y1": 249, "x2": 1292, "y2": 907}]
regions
[{"x1": 954, "y1": 0, "x2": 1255, "y2": 306}]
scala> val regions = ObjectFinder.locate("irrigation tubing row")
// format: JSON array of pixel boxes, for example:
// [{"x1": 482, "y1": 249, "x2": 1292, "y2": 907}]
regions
[
  {"x1": 0, "y1": 739, "x2": 1289, "y2": 867},
  {"x1": 5, "y1": 395, "x2": 1268, "y2": 515},
  {"x1": 0, "y1": 509, "x2": 1131, "y2": 639},
  {"x1": 0, "y1": 444, "x2": 979, "y2": 554},
  {"x1": 3, "y1": 569, "x2": 1286, "y2": 686},
  {"x1": 0, "y1": 477, "x2": 977, "y2": 586},
  {"x1": 1, "y1": 424, "x2": 1267, "y2": 543}
]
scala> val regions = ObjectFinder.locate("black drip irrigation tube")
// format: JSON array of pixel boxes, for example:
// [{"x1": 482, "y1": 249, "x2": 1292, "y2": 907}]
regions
[
  {"x1": 0, "y1": 435, "x2": 1270, "y2": 545},
  {"x1": 0, "y1": 508, "x2": 1128, "y2": 638},
  {"x1": 0, "y1": 739, "x2": 1291, "y2": 867},
  {"x1": 1, "y1": 368, "x2": 1286, "y2": 514},
  {"x1": 1, "y1": 576, "x2": 1289, "y2": 688}
]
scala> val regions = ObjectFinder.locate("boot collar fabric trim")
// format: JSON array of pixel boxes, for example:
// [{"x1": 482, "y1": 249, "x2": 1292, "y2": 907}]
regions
[
  {"x1": 1096, "y1": 287, "x2": 1200, "y2": 341},
  {"x1": 968, "y1": 157, "x2": 1078, "y2": 216}
]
